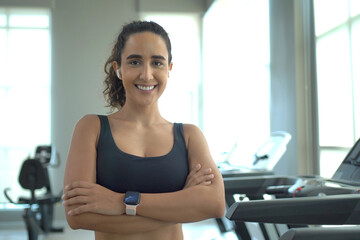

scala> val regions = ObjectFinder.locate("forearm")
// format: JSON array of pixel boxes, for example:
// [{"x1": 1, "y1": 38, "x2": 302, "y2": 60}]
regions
[
  {"x1": 66, "y1": 206, "x2": 173, "y2": 234},
  {"x1": 64, "y1": 181, "x2": 224, "y2": 227},
  {"x1": 137, "y1": 184, "x2": 225, "y2": 223}
]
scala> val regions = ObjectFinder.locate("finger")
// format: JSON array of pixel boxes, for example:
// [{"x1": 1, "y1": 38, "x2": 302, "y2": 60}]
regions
[
  {"x1": 188, "y1": 164, "x2": 202, "y2": 178},
  {"x1": 62, "y1": 187, "x2": 91, "y2": 201},
  {"x1": 194, "y1": 174, "x2": 214, "y2": 184},
  {"x1": 195, "y1": 168, "x2": 212, "y2": 175},
  {"x1": 195, "y1": 164, "x2": 201, "y2": 171},
  {"x1": 65, "y1": 181, "x2": 94, "y2": 191},
  {"x1": 67, "y1": 204, "x2": 93, "y2": 216},
  {"x1": 191, "y1": 168, "x2": 212, "y2": 180},
  {"x1": 62, "y1": 195, "x2": 90, "y2": 206},
  {"x1": 186, "y1": 170, "x2": 214, "y2": 186},
  {"x1": 67, "y1": 187, "x2": 92, "y2": 198},
  {"x1": 207, "y1": 173, "x2": 215, "y2": 180},
  {"x1": 201, "y1": 181, "x2": 212, "y2": 186}
]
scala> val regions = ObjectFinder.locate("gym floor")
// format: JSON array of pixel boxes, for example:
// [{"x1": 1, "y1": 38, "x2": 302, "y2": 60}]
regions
[{"x1": 0, "y1": 219, "x2": 238, "y2": 240}]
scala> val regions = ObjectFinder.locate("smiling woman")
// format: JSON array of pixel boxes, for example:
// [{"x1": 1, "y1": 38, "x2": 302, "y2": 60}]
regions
[
  {"x1": 62, "y1": 21, "x2": 225, "y2": 240},
  {"x1": 112, "y1": 31, "x2": 172, "y2": 108}
]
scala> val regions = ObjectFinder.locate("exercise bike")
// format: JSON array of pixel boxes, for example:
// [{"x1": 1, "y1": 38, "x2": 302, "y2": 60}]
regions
[{"x1": 4, "y1": 145, "x2": 63, "y2": 240}]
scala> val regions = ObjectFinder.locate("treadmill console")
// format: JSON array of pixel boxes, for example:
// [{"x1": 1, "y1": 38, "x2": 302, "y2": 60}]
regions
[{"x1": 332, "y1": 138, "x2": 360, "y2": 183}]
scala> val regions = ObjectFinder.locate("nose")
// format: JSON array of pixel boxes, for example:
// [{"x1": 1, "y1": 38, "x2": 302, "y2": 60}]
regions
[{"x1": 139, "y1": 64, "x2": 153, "y2": 81}]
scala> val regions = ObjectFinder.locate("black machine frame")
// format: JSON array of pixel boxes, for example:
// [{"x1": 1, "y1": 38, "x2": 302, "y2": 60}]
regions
[
  {"x1": 4, "y1": 145, "x2": 63, "y2": 240},
  {"x1": 224, "y1": 138, "x2": 360, "y2": 240}
]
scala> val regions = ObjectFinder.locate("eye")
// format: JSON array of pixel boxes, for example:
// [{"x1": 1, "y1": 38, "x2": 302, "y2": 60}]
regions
[
  {"x1": 129, "y1": 60, "x2": 140, "y2": 65},
  {"x1": 153, "y1": 61, "x2": 164, "y2": 67}
]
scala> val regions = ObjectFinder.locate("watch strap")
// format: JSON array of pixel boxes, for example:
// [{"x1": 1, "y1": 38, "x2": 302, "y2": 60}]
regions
[{"x1": 125, "y1": 204, "x2": 138, "y2": 215}]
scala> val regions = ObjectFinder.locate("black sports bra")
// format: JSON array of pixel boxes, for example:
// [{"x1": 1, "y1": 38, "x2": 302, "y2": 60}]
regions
[{"x1": 96, "y1": 115, "x2": 189, "y2": 193}]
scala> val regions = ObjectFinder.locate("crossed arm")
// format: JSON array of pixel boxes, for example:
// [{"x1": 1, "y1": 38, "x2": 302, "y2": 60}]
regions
[{"x1": 62, "y1": 115, "x2": 225, "y2": 234}]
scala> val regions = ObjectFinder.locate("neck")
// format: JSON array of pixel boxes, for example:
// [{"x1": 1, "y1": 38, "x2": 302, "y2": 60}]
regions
[{"x1": 114, "y1": 102, "x2": 166, "y2": 126}]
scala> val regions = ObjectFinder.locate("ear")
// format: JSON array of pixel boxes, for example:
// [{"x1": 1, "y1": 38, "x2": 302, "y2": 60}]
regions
[
  {"x1": 169, "y1": 62, "x2": 173, "y2": 71},
  {"x1": 112, "y1": 61, "x2": 121, "y2": 79},
  {"x1": 168, "y1": 62, "x2": 173, "y2": 77}
]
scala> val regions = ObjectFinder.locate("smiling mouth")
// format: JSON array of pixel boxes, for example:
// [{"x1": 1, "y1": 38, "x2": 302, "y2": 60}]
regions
[{"x1": 136, "y1": 84, "x2": 157, "y2": 91}]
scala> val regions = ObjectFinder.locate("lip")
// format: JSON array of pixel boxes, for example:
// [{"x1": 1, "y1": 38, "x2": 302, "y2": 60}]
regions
[{"x1": 135, "y1": 84, "x2": 157, "y2": 92}]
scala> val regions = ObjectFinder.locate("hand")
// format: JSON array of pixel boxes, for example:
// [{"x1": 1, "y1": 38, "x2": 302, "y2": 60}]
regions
[
  {"x1": 183, "y1": 164, "x2": 214, "y2": 189},
  {"x1": 62, "y1": 181, "x2": 124, "y2": 216}
]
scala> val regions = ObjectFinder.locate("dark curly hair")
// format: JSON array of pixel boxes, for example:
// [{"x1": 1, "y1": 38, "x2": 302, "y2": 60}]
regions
[{"x1": 103, "y1": 20, "x2": 172, "y2": 110}]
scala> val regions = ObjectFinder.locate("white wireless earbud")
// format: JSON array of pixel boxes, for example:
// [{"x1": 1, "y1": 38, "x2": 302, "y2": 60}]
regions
[{"x1": 116, "y1": 69, "x2": 120, "y2": 79}]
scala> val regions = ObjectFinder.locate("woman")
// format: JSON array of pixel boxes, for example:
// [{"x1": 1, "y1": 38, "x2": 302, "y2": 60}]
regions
[{"x1": 62, "y1": 20, "x2": 225, "y2": 240}]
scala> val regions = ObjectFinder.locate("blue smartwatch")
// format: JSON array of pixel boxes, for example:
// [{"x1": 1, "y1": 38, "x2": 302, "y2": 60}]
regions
[{"x1": 124, "y1": 191, "x2": 141, "y2": 215}]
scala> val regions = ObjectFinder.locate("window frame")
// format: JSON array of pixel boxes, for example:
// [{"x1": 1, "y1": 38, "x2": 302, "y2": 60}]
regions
[{"x1": 0, "y1": 7, "x2": 51, "y2": 210}]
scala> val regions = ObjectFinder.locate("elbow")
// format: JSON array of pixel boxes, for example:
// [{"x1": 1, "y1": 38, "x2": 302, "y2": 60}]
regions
[
  {"x1": 201, "y1": 186, "x2": 226, "y2": 219},
  {"x1": 202, "y1": 195, "x2": 225, "y2": 219},
  {"x1": 64, "y1": 205, "x2": 91, "y2": 230},
  {"x1": 213, "y1": 198, "x2": 226, "y2": 218},
  {"x1": 65, "y1": 212, "x2": 97, "y2": 231},
  {"x1": 208, "y1": 187, "x2": 226, "y2": 218},
  {"x1": 66, "y1": 215, "x2": 81, "y2": 230},
  {"x1": 65, "y1": 208, "x2": 87, "y2": 230},
  {"x1": 64, "y1": 207, "x2": 79, "y2": 229}
]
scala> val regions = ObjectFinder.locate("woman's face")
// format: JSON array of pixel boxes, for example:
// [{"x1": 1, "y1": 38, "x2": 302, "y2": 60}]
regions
[{"x1": 116, "y1": 31, "x2": 172, "y2": 108}]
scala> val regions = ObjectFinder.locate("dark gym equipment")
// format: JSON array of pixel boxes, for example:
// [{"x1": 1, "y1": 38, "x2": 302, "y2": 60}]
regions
[
  {"x1": 4, "y1": 145, "x2": 63, "y2": 240},
  {"x1": 217, "y1": 132, "x2": 292, "y2": 237},
  {"x1": 225, "y1": 138, "x2": 360, "y2": 240},
  {"x1": 226, "y1": 194, "x2": 360, "y2": 240},
  {"x1": 278, "y1": 226, "x2": 360, "y2": 240},
  {"x1": 227, "y1": 194, "x2": 360, "y2": 225}
]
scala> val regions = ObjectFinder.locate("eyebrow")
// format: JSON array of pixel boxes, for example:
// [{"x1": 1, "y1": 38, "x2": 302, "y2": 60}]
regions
[{"x1": 126, "y1": 54, "x2": 166, "y2": 61}]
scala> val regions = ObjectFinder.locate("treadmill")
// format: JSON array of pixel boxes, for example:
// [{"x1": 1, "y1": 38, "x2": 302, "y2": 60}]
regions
[
  {"x1": 217, "y1": 131, "x2": 291, "y2": 236},
  {"x1": 227, "y1": 194, "x2": 360, "y2": 240},
  {"x1": 225, "y1": 138, "x2": 360, "y2": 240}
]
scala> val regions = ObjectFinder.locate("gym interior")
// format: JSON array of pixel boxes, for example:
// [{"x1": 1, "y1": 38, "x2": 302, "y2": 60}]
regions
[{"x1": 1, "y1": 0, "x2": 360, "y2": 239}]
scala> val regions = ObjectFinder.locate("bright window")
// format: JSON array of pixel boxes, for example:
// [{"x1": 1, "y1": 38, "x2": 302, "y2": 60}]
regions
[
  {"x1": 314, "y1": 0, "x2": 360, "y2": 177},
  {"x1": 140, "y1": 14, "x2": 201, "y2": 125},
  {"x1": 0, "y1": 8, "x2": 50, "y2": 204},
  {"x1": 202, "y1": 0, "x2": 270, "y2": 164}
]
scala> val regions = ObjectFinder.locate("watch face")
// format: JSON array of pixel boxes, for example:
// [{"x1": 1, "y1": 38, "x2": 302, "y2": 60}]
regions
[{"x1": 124, "y1": 191, "x2": 140, "y2": 205}]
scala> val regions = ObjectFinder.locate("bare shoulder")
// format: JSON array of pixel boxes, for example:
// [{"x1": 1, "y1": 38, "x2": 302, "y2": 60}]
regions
[
  {"x1": 182, "y1": 123, "x2": 209, "y2": 152},
  {"x1": 76, "y1": 114, "x2": 100, "y2": 125},
  {"x1": 72, "y1": 114, "x2": 102, "y2": 143},
  {"x1": 75, "y1": 114, "x2": 100, "y2": 130},
  {"x1": 182, "y1": 123, "x2": 204, "y2": 139}
]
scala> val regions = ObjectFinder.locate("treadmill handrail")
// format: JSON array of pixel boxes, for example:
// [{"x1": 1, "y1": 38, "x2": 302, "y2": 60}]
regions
[
  {"x1": 226, "y1": 194, "x2": 360, "y2": 225},
  {"x1": 224, "y1": 175, "x2": 297, "y2": 196}
]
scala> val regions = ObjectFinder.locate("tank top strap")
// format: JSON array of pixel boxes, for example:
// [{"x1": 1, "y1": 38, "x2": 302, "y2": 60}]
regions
[
  {"x1": 97, "y1": 115, "x2": 111, "y2": 140},
  {"x1": 173, "y1": 123, "x2": 186, "y2": 150}
]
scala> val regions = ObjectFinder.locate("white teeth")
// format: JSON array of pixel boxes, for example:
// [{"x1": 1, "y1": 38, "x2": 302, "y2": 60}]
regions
[{"x1": 136, "y1": 85, "x2": 155, "y2": 91}]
